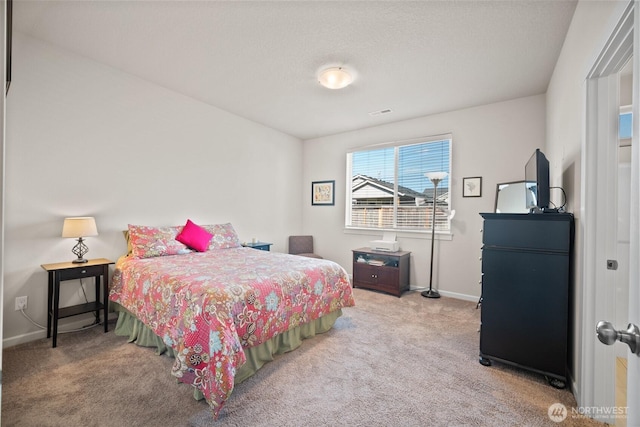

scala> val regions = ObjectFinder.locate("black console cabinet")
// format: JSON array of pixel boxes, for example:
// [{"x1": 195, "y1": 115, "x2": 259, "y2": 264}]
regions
[{"x1": 479, "y1": 213, "x2": 574, "y2": 388}]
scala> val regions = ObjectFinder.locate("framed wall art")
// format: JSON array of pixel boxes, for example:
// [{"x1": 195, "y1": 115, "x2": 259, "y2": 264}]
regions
[
  {"x1": 311, "y1": 180, "x2": 335, "y2": 206},
  {"x1": 463, "y1": 177, "x2": 482, "y2": 198}
]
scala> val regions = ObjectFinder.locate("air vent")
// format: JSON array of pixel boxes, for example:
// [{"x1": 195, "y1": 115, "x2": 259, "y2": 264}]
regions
[{"x1": 368, "y1": 108, "x2": 393, "y2": 117}]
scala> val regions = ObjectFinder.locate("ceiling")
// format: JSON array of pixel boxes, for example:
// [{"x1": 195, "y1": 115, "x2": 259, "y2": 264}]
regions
[{"x1": 13, "y1": 1, "x2": 578, "y2": 140}]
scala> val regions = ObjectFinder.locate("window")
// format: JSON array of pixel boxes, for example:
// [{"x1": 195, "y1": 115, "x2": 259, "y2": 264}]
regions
[
  {"x1": 346, "y1": 135, "x2": 451, "y2": 232},
  {"x1": 620, "y1": 106, "x2": 632, "y2": 140}
]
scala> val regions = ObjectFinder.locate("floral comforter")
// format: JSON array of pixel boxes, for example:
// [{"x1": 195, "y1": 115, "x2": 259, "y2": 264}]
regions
[{"x1": 109, "y1": 247, "x2": 355, "y2": 418}]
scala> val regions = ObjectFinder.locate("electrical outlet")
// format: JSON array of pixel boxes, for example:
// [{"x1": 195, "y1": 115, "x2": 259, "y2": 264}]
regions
[{"x1": 15, "y1": 296, "x2": 28, "y2": 311}]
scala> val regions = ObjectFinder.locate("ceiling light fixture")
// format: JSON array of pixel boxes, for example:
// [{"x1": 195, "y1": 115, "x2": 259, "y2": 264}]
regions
[{"x1": 318, "y1": 67, "x2": 353, "y2": 89}]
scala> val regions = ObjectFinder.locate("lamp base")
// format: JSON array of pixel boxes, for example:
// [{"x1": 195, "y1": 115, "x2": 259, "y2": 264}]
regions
[
  {"x1": 421, "y1": 289, "x2": 441, "y2": 298},
  {"x1": 71, "y1": 238, "x2": 89, "y2": 264}
]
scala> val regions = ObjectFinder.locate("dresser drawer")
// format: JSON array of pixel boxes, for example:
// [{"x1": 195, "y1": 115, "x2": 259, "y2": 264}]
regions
[
  {"x1": 482, "y1": 213, "x2": 572, "y2": 252},
  {"x1": 57, "y1": 265, "x2": 106, "y2": 281}
]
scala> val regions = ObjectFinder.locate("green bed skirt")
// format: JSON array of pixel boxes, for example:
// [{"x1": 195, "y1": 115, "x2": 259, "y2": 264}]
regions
[{"x1": 112, "y1": 303, "x2": 342, "y2": 400}]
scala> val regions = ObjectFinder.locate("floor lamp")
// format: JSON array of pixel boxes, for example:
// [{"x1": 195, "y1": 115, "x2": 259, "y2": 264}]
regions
[{"x1": 422, "y1": 172, "x2": 448, "y2": 299}]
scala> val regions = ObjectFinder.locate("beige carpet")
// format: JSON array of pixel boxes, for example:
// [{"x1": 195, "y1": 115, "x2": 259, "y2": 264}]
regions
[{"x1": 2, "y1": 289, "x2": 605, "y2": 426}]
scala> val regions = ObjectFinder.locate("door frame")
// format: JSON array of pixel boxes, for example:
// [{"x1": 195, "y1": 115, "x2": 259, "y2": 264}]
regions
[
  {"x1": 627, "y1": 3, "x2": 639, "y2": 423},
  {"x1": 581, "y1": 1, "x2": 638, "y2": 424},
  {"x1": 0, "y1": 0, "x2": 8, "y2": 418}
]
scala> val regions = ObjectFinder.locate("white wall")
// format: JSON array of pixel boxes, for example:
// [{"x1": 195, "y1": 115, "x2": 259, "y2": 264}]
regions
[
  {"x1": 546, "y1": 0, "x2": 630, "y2": 407},
  {"x1": 302, "y1": 94, "x2": 546, "y2": 300},
  {"x1": 3, "y1": 33, "x2": 303, "y2": 346},
  {"x1": 547, "y1": 0, "x2": 629, "y2": 210}
]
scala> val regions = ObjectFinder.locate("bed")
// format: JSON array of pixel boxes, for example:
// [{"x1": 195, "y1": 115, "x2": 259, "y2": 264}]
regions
[{"x1": 108, "y1": 222, "x2": 355, "y2": 419}]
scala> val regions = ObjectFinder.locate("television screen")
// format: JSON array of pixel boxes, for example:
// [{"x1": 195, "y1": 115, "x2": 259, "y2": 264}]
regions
[{"x1": 525, "y1": 149, "x2": 550, "y2": 211}]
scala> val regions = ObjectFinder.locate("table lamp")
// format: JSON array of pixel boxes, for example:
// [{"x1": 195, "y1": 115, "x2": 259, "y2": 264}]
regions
[{"x1": 62, "y1": 217, "x2": 98, "y2": 263}]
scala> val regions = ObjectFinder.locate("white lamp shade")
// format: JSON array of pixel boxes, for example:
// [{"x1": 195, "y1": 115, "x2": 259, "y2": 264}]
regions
[
  {"x1": 318, "y1": 67, "x2": 353, "y2": 89},
  {"x1": 425, "y1": 172, "x2": 448, "y2": 182},
  {"x1": 62, "y1": 217, "x2": 98, "y2": 238}
]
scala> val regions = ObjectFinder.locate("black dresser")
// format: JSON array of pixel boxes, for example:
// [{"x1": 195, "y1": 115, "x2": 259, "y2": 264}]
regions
[{"x1": 479, "y1": 212, "x2": 574, "y2": 388}]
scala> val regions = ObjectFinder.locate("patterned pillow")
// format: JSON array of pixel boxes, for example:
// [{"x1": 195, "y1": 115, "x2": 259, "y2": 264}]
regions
[
  {"x1": 201, "y1": 223, "x2": 241, "y2": 250},
  {"x1": 127, "y1": 224, "x2": 192, "y2": 258}
]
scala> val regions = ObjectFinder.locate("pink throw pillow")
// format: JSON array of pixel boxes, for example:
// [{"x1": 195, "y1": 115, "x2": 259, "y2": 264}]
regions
[{"x1": 176, "y1": 219, "x2": 214, "y2": 252}]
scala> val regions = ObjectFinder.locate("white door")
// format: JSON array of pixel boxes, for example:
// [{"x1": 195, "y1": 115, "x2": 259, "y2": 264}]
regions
[
  {"x1": 583, "y1": 3, "x2": 639, "y2": 425},
  {"x1": 626, "y1": 7, "x2": 640, "y2": 420}
]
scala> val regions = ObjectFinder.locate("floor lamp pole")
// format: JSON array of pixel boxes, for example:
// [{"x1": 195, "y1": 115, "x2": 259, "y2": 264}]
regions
[{"x1": 422, "y1": 173, "x2": 446, "y2": 299}]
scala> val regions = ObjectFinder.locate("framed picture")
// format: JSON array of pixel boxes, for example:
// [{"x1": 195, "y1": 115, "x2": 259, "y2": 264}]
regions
[
  {"x1": 463, "y1": 177, "x2": 482, "y2": 198},
  {"x1": 312, "y1": 180, "x2": 335, "y2": 206}
]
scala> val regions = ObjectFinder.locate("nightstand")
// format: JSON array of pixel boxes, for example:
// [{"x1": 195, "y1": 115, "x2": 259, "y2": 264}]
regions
[
  {"x1": 242, "y1": 242, "x2": 273, "y2": 251},
  {"x1": 41, "y1": 258, "x2": 114, "y2": 348}
]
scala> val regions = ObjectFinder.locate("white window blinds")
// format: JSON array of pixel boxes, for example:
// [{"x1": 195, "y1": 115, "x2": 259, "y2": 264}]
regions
[{"x1": 347, "y1": 135, "x2": 451, "y2": 232}]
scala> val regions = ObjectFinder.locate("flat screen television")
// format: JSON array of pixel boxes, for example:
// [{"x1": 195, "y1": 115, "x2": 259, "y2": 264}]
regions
[{"x1": 525, "y1": 148, "x2": 550, "y2": 212}]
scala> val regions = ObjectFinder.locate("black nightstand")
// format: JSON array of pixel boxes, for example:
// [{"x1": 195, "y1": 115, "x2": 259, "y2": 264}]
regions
[
  {"x1": 41, "y1": 258, "x2": 114, "y2": 348},
  {"x1": 242, "y1": 242, "x2": 272, "y2": 251}
]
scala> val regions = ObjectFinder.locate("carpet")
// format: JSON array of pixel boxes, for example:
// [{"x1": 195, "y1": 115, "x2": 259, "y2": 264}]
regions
[{"x1": 2, "y1": 288, "x2": 604, "y2": 426}]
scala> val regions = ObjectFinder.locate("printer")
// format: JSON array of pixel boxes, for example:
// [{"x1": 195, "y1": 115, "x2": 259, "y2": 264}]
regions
[{"x1": 370, "y1": 232, "x2": 400, "y2": 252}]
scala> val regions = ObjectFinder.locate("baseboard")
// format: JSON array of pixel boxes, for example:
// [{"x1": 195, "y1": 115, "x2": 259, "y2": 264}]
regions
[
  {"x1": 437, "y1": 289, "x2": 480, "y2": 302},
  {"x1": 3, "y1": 311, "x2": 119, "y2": 349},
  {"x1": 3, "y1": 329, "x2": 47, "y2": 348},
  {"x1": 409, "y1": 286, "x2": 479, "y2": 302},
  {"x1": 568, "y1": 370, "x2": 579, "y2": 407}
]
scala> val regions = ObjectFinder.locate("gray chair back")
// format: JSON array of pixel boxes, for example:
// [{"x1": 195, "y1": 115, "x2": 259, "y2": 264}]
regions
[{"x1": 288, "y1": 235, "x2": 323, "y2": 259}]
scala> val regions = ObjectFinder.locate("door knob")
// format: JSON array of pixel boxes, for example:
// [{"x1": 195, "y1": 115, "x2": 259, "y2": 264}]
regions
[{"x1": 596, "y1": 320, "x2": 640, "y2": 355}]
